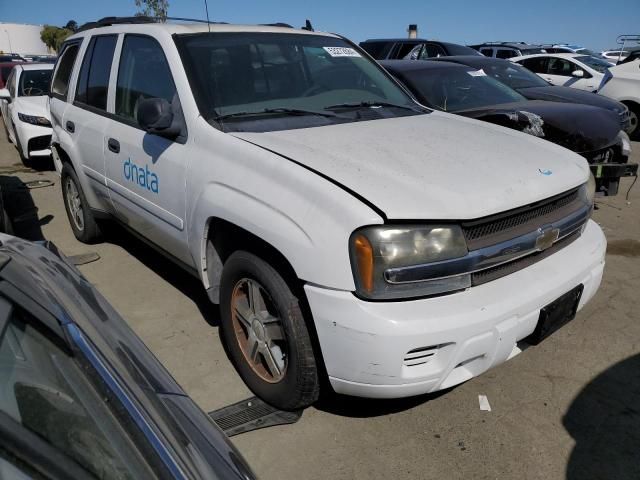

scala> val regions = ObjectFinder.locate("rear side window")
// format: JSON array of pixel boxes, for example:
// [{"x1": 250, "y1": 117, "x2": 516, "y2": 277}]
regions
[
  {"x1": 75, "y1": 35, "x2": 117, "y2": 110},
  {"x1": 480, "y1": 48, "x2": 493, "y2": 57},
  {"x1": 51, "y1": 43, "x2": 80, "y2": 98},
  {"x1": 115, "y1": 35, "x2": 176, "y2": 123}
]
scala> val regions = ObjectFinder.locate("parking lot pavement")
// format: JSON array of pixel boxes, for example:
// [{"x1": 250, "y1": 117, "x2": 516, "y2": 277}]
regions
[{"x1": 0, "y1": 126, "x2": 638, "y2": 480}]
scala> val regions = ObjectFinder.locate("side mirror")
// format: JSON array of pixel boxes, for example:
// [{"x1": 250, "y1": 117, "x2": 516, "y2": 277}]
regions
[
  {"x1": 136, "y1": 98, "x2": 180, "y2": 139},
  {"x1": 571, "y1": 69, "x2": 585, "y2": 78},
  {"x1": 0, "y1": 88, "x2": 10, "y2": 101}
]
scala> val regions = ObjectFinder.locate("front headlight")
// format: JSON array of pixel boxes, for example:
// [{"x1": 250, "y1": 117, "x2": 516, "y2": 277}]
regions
[
  {"x1": 18, "y1": 112, "x2": 51, "y2": 127},
  {"x1": 350, "y1": 225, "x2": 470, "y2": 300},
  {"x1": 617, "y1": 130, "x2": 632, "y2": 157}
]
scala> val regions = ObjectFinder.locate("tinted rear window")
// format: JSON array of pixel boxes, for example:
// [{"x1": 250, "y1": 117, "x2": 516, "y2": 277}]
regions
[{"x1": 76, "y1": 35, "x2": 117, "y2": 110}]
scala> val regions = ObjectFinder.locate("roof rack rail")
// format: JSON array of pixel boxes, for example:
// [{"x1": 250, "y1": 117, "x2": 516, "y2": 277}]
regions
[
  {"x1": 76, "y1": 15, "x2": 228, "y2": 33},
  {"x1": 260, "y1": 23, "x2": 294, "y2": 28}
]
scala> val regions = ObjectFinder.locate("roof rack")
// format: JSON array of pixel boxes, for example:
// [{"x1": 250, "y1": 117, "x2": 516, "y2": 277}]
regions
[{"x1": 76, "y1": 15, "x2": 229, "y2": 33}]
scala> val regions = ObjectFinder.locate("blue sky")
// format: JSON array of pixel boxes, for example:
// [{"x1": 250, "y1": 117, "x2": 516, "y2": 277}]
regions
[{"x1": 1, "y1": 0, "x2": 638, "y2": 50}]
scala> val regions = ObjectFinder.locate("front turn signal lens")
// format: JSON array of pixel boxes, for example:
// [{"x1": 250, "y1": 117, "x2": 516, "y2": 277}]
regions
[{"x1": 353, "y1": 234, "x2": 374, "y2": 294}]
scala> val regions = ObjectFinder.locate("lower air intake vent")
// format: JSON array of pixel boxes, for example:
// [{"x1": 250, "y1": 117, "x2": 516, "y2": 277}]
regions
[{"x1": 404, "y1": 345, "x2": 440, "y2": 367}]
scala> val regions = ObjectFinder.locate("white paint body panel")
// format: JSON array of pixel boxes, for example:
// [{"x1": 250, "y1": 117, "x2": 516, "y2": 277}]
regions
[
  {"x1": 307, "y1": 220, "x2": 606, "y2": 397},
  {"x1": 49, "y1": 23, "x2": 604, "y2": 398},
  {"x1": 597, "y1": 59, "x2": 640, "y2": 105}
]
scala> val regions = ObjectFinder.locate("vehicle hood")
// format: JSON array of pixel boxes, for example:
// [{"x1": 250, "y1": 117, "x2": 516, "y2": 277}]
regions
[
  {"x1": 232, "y1": 112, "x2": 589, "y2": 220},
  {"x1": 517, "y1": 85, "x2": 626, "y2": 113},
  {"x1": 14, "y1": 95, "x2": 49, "y2": 117},
  {"x1": 456, "y1": 100, "x2": 621, "y2": 154}
]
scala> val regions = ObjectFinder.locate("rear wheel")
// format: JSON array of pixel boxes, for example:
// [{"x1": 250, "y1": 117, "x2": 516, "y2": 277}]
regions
[
  {"x1": 61, "y1": 163, "x2": 102, "y2": 243},
  {"x1": 220, "y1": 250, "x2": 319, "y2": 410}
]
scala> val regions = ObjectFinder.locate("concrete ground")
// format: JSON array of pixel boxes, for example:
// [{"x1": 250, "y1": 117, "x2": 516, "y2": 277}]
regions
[{"x1": 0, "y1": 126, "x2": 638, "y2": 480}]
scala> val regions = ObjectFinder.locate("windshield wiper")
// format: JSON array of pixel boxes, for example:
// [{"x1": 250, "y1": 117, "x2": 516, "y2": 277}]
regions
[
  {"x1": 324, "y1": 101, "x2": 422, "y2": 112},
  {"x1": 212, "y1": 107, "x2": 337, "y2": 122}
]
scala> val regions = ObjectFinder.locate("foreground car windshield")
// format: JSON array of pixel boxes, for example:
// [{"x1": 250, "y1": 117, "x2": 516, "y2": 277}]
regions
[
  {"x1": 575, "y1": 55, "x2": 611, "y2": 73},
  {"x1": 175, "y1": 32, "x2": 421, "y2": 130},
  {"x1": 407, "y1": 68, "x2": 526, "y2": 112},
  {"x1": 481, "y1": 62, "x2": 550, "y2": 89},
  {"x1": 19, "y1": 70, "x2": 52, "y2": 96}
]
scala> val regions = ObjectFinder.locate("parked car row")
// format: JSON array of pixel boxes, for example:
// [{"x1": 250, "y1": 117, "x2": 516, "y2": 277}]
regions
[{"x1": 0, "y1": 17, "x2": 632, "y2": 478}]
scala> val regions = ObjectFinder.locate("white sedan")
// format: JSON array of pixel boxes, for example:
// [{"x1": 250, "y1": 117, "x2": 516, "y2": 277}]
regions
[
  {"x1": 511, "y1": 53, "x2": 611, "y2": 92},
  {"x1": 0, "y1": 63, "x2": 54, "y2": 162}
]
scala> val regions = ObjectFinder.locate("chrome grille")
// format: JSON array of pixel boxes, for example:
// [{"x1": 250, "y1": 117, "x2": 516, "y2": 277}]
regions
[{"x1": 462, "y1": 188, "x2": 581, "y2": 250}]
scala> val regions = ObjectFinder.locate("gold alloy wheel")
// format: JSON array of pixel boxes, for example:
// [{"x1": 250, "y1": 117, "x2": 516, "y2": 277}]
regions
[{"x1": 231, "y1": 278, "x2": 288, "y2": 383}]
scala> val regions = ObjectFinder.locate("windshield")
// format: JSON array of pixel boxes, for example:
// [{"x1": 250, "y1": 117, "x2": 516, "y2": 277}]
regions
[
  {"x1": 474, "y1": 61, "x2": 549, "y2": 89},
  {"x1": 175, "y1": 32, "x2": 422, "y2": 131},
  {"x1": 18, "y1": 69, "x2": 52, "y2": 96},
  {"x1": 402, "y1": 67, "x2": 526, "y2": 112},
  {"x1": 575, "y1": 55, "x2": 611, "y2": 73}
]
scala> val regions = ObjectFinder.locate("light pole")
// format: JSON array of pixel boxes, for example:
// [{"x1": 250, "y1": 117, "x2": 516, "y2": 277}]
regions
[{"x1": 3, "y1": 30, "x2": 13, "y2": 54}]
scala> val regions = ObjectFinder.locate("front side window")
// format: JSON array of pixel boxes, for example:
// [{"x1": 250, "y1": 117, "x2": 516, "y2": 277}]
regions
[
  {"x1": 51, "y1": 43, "x2": 80, "y2": 98},
  {"x1": 116, "y1": 35, "x2": 177, "y2": 123},
  {"x1": 420, "y1": 44, "x2": 446, "y2": 59},
  {"x1": 175, "y1": 32, "x2": 422, "y2": 132},
  {"x1": 0, "y1": 66, "x2": 15, "y2": 85},
  {"x1": 75, "y1": 35, "x2": 117, "y2": 110},
  {"x1": 547, "y1": 57, "x2": 576, "y2": 76},
  {"x1": 18, "y1": 70, "x2": 52, "y2": 97},
  {"x1": 0, "y1": 306, "x2": 153, "y2": 479},
  {"x1": 480, "y1": 48, "x2": 494, "y2": 57}
]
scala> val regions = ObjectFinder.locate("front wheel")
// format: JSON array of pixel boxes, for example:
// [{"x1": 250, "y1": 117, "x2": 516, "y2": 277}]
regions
[
  {"x1": 627, "y1": 105, "x2": 639, "y2": 141},
  {"x1": 220, "y1": 250, "x2": 319, "y2": 410},
  {"x1": 61, "y1": 163, "x2": 102, "y2": 243}
]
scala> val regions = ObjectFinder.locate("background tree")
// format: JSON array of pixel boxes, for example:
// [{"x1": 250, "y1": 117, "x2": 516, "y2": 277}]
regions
[
  {"x1": 40, "y1": 25, "x2": 72, "y2": 52},
  {"x1": 134, "y1": 0, "x2": 169, "y2": 20}
]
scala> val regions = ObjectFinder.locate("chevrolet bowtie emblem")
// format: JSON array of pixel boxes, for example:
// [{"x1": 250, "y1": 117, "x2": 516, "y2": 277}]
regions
[{"x1": 535, "y1": 227, "x2": 560, "y2": 251}]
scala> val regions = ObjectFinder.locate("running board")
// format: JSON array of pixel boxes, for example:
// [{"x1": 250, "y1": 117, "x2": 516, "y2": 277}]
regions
[{"x1": 209, "y1": 397, "x2": 302, "y2": 437}]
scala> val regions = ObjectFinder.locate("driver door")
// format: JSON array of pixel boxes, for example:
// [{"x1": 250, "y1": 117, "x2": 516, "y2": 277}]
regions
[{"x1": 104, "y1": 34, "x2": 189, "y2": 264}]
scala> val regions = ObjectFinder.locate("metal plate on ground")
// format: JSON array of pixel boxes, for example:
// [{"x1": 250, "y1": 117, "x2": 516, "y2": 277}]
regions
[{"x1": 209, "y1": 397, "x2": 302, "y2": 437}]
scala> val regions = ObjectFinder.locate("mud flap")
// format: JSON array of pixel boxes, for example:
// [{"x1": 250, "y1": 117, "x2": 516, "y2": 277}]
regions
[{"x1": 209, "y1": 397, "x2": 302, "y2": 437}]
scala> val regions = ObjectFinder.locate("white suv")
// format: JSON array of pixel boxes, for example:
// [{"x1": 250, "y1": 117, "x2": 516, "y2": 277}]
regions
[{"x1": 49, "y1": 18, "x2": 606, "y2": 410}]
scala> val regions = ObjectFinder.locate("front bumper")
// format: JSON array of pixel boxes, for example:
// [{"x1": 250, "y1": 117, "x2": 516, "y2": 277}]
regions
[
  {"x1": 16, "y1": 121, "x2": 51, "y2": 158},
  {"x1": 305, "y1": 220, "x2": 606, "y2": 399}
]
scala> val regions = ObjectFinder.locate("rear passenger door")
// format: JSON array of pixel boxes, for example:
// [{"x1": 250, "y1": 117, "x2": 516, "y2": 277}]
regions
[
  {"x1": 64, "y1": 35, "x2": 118, "y2": 212},
  {"x1": 104, "y1": 34, "x2": 189, "y2": 264}
]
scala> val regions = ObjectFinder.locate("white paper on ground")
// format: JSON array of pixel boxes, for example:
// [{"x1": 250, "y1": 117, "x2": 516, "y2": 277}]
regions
[{"x1": 478, "y1": 394, "x2": 492, "y2": 412}]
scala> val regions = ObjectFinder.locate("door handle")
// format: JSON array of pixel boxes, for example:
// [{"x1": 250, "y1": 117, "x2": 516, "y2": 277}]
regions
[
  {"x1": 65, "y1": 121, "x2": 75, "y2": 133},
  {"x1": 107, "y1": 138, "x2": 120, "y2": 154}
]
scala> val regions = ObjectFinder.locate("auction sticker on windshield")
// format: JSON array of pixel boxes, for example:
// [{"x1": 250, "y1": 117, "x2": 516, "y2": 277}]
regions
[{"x1": 323, "y1": 47, "x2": 361, "y2": 57}]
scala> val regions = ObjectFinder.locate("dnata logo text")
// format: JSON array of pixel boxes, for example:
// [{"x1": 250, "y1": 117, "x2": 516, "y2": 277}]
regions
[{"x1": 123, "y1": 158, "x2": 159, "y2": 193}]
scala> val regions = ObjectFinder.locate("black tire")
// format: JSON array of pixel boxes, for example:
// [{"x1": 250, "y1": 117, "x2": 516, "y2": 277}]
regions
[
  {"x1": 627, "y1": 105, "x2": 639, "y2": 141},
  {"x1": 220, "y1": 250, "x2": 319, "y2": 410},
  {"x1": 61, "y1": 163, "x2": 102, "y2": 243}
]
